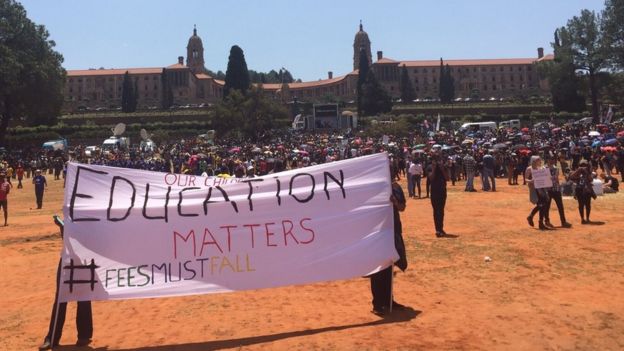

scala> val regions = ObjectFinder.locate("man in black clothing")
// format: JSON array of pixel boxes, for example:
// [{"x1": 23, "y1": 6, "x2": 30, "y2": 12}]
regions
[
  {"x1": 39, "y1": 216, "x2": 93, "y2": 350},
  {"x1": 429, "y1": 153, "x2": 450, "y2": 237},
  {"x1": 369, "y1": 168, "x2": 408, "y2": 316}
]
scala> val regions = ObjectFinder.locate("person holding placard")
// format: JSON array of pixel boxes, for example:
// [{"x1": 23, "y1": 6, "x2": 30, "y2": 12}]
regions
[{"x1": 525, "y1": 156, "x2": 552, "y2": 231}]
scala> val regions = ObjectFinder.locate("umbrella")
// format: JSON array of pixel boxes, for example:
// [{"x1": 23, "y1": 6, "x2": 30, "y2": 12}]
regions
[
  {"x1": 299, "y1": 150, "x2": 309, "y2": 156},
  {"x1": 604, "y1": 138, "x2": 618, "y2": 146},
  {"x1": 552, "y1": 128, "x2": 562, "y2": 133},
  {"x1": 462, "y1": 140, "x2": 473, "y2": 145},
  {"x1": 521, "y1": 127, "x2": 529, "y2": 133},
  {"x1": 493, "y1": 143, "x2": 507, "y2": 150},
  {"x1": 588, "y1": 131, "x2": 600, "y2": 137},
  {"x1": 252, "y1": 147, "x2": 262, "y2": 153},
  {"x1": 432, "y1": 144, "x2": 442, "y2": 149},
  {"x1": 617, "y1": 131, "x2": 624, "y2": 137},
  {"x1": 229, "y1": 147, "x2": 241, "y2": 153},
  {"x1": 415, "y1": 144, "x2": 426, "y2": 149},
  {"x1": 601, "y1": 146, "x2": 617, "y2": 152},
  {"x1": 413, "y1": 149, "x2": 426, "y2": 154},
  {"x1": 591, "y1": 140, "x2": 602, "y2": 147}
]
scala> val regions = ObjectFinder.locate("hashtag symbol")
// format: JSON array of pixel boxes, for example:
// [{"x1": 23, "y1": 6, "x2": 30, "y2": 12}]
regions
[{"x1": 63, "y1": 259, "x2": 100, "y2": 292}]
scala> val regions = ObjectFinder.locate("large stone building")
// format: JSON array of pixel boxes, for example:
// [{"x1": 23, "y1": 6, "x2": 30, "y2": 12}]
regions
[{"x1": 63, "y1": 24, "x2": 552, "y2": 112}]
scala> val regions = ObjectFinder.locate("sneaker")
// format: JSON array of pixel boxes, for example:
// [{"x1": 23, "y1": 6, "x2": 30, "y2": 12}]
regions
[
  {"x1": 561, "y1": 222, "x2": 572, "y2": 228},
  {"x1": 544, "y1": 221, "x2": 555, "y2": 229},
  {"x1": 435, "y1": 232, "x2": 444, "y2": 238},
  {"x1": 38, "y1": 339, "x2": 57, "y2": 351},
  {"x1": 76, "y1": 338, "x2": 92, "y2": 347},
  {"x1": 392, "y1": 301, "x2": 408, "y2": 310},
  {"x1": 371, "y1": 306, "x2": 388, "y2": 316}
]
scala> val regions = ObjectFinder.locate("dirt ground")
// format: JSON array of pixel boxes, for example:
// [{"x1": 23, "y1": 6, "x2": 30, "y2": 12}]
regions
[{"x1": 1, "y1": 171, "x2": 623, "y2": 351}]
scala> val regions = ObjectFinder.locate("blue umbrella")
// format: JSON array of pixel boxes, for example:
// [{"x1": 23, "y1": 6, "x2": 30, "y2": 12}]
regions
[
  {"x1": 592, "y1": 140, "x2": 602, "y2": 148},
  {"x1": 604, "y1": 138, "x2": 618, "y2": 146}
]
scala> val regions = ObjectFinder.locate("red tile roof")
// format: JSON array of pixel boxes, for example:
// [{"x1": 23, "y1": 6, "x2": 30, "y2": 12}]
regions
[
  {"x1": 67, "y1": 67, "x2": 163, "y2": 76},
  {"x1": 195, "y1": 73, "x2": 213, "y2": 79},
  {"x1": 166, "y1": 63, "x2": 187, "y2": 69},
  {"x1": 397, "y1": 56, "x2": 553, "y2": 67},
  {"x1": 376, "y1": 58, "x2": 398, "y2": 64}
]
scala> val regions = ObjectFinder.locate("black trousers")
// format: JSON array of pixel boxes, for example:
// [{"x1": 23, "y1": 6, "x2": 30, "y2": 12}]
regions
[
  {"x1": 547, "y1": 190, "x2": 567, "y2": 225},
  {"x1": 369, "y1": 265, "x2": 392, "y2": 309},
  {"x1": 414, "y1": 175, "x2": 422, "y2": 198},
  {"x1": 431, "y1": 189, "x2": 447, "y2": 232},
  {"x1": 576, "y1": 189, "x2": 592, "y2": 220},
  {"x1": 36, "y1": 189, "x2": 44, "y2": 208},
  {"x1": 529, "y1": 191, "x2": 549, "y2": 225},
  {"x1": 45, "y1": 260, "x2": 93, "y2": 345}
]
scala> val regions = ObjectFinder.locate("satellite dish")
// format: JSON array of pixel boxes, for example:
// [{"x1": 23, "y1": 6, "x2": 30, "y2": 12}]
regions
[
  {"x1": 140, "y1": 128, "x2": 148, "y2": 141},
  {"x1": 112, "y1": 123, "x2": 126, "y2": 136},
  {"x1": 53, "y1": 142, "x2": 65, "y2": 151}
]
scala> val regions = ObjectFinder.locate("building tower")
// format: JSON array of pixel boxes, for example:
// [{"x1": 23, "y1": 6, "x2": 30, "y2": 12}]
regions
[
  {"x1": 353, "y1": 21, "x2": 372, "y2": 70},
  {"x1": 186, "y1": 25, "x2": 206, "y2": 74}
]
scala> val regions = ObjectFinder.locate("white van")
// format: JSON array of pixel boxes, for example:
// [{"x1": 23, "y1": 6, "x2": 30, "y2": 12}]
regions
[
  {"x1": 460, "y1": 122, "x2": 497, "y2": 133},
  {"x1": 499, "y1": 119, "x2": 521, "y2": 129}
]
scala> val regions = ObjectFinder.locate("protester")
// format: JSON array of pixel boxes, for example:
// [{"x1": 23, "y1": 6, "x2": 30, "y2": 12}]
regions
[
  {"x1": 429, "y1": 152, "x2": 450, "y2": 237},
  {"x1": 369, "y1": 167, "x2": 408, "y2": 316},
  {"x1": 600, "y1": 173, "x2": 619, "y2": 193},
  {"x1": 0, "y1": 173, "x2": 10, "y2": 226},
  {"x1": 33, "y1": 169, "x2": 47, "y2": 209},
  {"x1": 463, "y1": 152, "x2": 477, "y2": 192},
  {"x1": 546, "y1": 157, "x2": 572, "y2": 228},
  {"x1": 481, "y1": 150, "x2": 496, "y2": 191},
  {"x1": 39, "y1": 216, "x2": 93, "y2": 350},
  {"x1": 569, "y1": 160, "x2": 596, "y2": 224},
  {"x1": 526, "y1": 156, "x2": 552, "y2": 231}
]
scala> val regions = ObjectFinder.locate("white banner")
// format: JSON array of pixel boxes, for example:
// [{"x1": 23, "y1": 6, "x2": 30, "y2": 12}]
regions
[
  {"x1": 532, "y1": 168, "x2": 553, "y2": 189},
  {"x1": 59, "y1": 153, "x2": 397, "y2": 302}
]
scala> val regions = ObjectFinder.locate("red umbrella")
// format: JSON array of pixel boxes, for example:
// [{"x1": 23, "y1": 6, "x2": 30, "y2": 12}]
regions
[
  {"x1": 601, "y1": 146, "x2": 617, "y2": 152},
  {"x1": 617, "y1": 131, "x2": 624, "y2": 137},
  {"x1": 521, "y1": 127, "x2": 530, "y2": 133}
]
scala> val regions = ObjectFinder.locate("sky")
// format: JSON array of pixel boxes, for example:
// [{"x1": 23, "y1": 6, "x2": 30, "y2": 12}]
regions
[{"x1": 20, "y1": 0, "x2": 606, "y2": 82}]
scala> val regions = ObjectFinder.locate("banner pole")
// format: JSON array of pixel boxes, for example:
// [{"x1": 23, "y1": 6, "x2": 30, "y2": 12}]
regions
[
  {"x1": 50, "y1": 261, "x2": 62, "y2": 349},
  {"x1": 389, "y1": 262, "x2": 393, "y2": 314}
]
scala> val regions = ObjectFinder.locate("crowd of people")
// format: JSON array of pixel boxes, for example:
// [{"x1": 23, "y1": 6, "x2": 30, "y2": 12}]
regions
[
  {"x1": 1, "y1": 117, "x2": 622, "y2": 230},
  {"x1": 1, "y1": 116, "x2": 623, "y2": 349}
]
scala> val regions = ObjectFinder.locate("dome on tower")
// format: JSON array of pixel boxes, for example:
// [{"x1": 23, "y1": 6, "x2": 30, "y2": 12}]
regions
[
  {"x1": 354, "y1": 22, "x2": 370, "y2": 44},
  {"x1": 187, "y1": 25, "x2": 203, "y2": 49},
  {"x1": 353, "y1": 21, "x2": 372, "y2": 70}
]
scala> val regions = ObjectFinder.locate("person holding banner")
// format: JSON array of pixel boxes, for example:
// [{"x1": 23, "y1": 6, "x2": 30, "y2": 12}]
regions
[
  {"x1": 39, "y1": 216, "x2": 93, "y2": 350},
  {"x1": 525, "y1": 156, "x2": 552, "y2": 231},
  {"x1": 369, "y1": 168, "x2": 408, "y2": 316}
]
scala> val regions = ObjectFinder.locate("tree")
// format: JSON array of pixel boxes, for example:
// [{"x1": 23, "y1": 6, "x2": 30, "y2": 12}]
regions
[
  {"x1": 540, "y1": 29, "x2": 586, "y2": 113},
  {"x1": 121, "y1": 71, "x2": 135, "y2": 112},
  {"x1": 133, "y1": 76, "x2": 139, "y2": 111},
  {"x1": 438, "y1": 59, "x2": 456, "y2": 103},
  {"x1": 357, "y1": 48, "x2": 370, "y2": 116},
  {"x1": 161, "y1": 69, "x2": 174, "y2": 109},
  {"x1": 360, "y1": 72, "x2": 392, "y2": 116},
  {"x1": 223, "y1": 45, "x2": 250, "y2": 98},
  {"x1": 603, "y1": 0, "x2": 624, "y2": 70},
  {"x1": 213, "y1": 86, "x2": 289, "y2": 141},
  {"x1": 560, "y1": 10, "x2": 608, "y2": 121},
  {"x1": 0, "y1": 0, "x2": 65, "y2": 145},
  {"x1": 399, "y1": 65, "x2": 415, "y2": 103}
]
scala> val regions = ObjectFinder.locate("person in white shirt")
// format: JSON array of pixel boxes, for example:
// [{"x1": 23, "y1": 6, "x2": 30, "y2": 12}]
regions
[
  {"x1": 591, "y1": 172, "x2": 604, "y2": 196},
  {"x1": 408, "y1": 158, "x2": 424, "y2": 198}
]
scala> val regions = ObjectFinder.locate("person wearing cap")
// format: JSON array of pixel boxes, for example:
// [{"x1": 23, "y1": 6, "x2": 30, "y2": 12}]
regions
[
  {"x1": 0, "y1": 173, "x2": 11, "y2": 226},
  {"x1": 32, "y1": 169, "x2": 47, "y2": 209},
  {"x1": 568, "y1": 160, "x2": 595, "y2": 224}
]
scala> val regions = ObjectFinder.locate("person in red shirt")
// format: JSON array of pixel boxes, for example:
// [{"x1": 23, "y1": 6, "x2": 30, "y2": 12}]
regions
[
  {"x1": 16, "y1": 164, "x2": 25, "y2": 189},
  {"x1": 0, "y1": 173, "x2": 11, "y2": 226}
]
